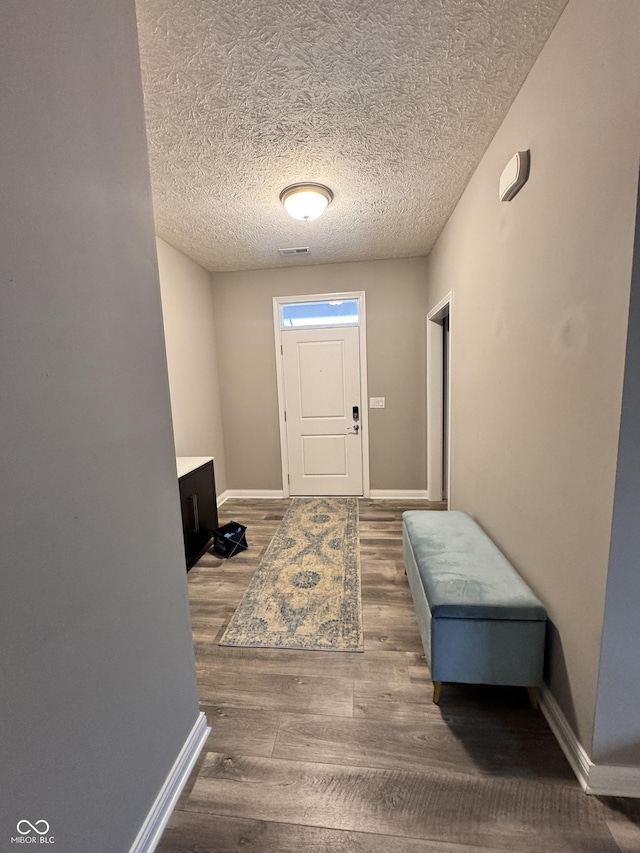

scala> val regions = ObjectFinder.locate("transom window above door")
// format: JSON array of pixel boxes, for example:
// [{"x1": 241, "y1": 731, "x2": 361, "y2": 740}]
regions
[{"x1": 279, "y1": 299, "x2": 360, "y2": 329}]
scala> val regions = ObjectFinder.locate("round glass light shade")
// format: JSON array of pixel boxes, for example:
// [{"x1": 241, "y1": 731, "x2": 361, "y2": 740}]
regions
[{"x1": 280, "y1": 183, "x2": 333, "y2": 221}]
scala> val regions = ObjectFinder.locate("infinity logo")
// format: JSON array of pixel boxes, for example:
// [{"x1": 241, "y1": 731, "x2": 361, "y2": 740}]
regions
[{"x1": 16, "y1": 820, "x2": 50, "y2": 836}]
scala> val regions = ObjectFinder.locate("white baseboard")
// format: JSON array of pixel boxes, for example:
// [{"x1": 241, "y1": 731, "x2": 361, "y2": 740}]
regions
[
  {"x1": 369, "y1": 489, "x2": 430, "y2": 500},
  {"x1": 588, "y1": 763, "x2": 640, "y2": 798},
  {"x1": 540, "y1": 685, "x2": 640, "y2": 797},
  {"x1": 220, "y1": 489, "x2": 434, "y2": 503},
  {"x1": 218, "y1": 489, "x2": 285, "y2": 505},
  {"x1": 539, "y1": 685, "x2": 592, "y2": 792},
  {"x1": 129, "y1": 712, "x2": 210, "y2": 853}
]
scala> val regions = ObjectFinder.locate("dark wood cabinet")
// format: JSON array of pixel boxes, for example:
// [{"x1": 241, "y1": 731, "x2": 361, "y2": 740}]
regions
[{"x1": 177, "y1": 458, "x2": 218, "y2": 570}]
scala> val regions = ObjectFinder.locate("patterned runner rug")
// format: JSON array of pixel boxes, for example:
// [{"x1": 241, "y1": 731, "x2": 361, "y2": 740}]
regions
[{"x1": 219, "y1": 497, "x2": 363, "y2": 652}]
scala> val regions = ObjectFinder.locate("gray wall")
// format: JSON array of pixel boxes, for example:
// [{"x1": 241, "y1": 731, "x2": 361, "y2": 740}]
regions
[
  {"x1": 592, "y1": 180, "x2": 640, "y2": 766},
  {"x1": 157, "y1": 237, "x2": 228, "y2": 493},
  {"x1": 0, "y1": 2, "x2": 200, "y2": 850},
  {"x1": 426, "y1": 0, "x2": 640, "y2": 752},
  {"x1": 211, "y1": 258, "x2": 430, "y2": 491}
]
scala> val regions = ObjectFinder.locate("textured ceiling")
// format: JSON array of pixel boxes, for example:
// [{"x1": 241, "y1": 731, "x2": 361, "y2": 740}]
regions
[{"x1": 136, "y1": 0, "x2": 567, "y2": 272}]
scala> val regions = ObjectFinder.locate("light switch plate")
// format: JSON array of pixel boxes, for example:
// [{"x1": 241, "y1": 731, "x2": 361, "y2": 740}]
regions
[
  {"x1": 500, "y1": 150, "x2": 530, "y2": 201},
  {"x1": 370, "y1": 397, "x2": 385, "y2": 409}
]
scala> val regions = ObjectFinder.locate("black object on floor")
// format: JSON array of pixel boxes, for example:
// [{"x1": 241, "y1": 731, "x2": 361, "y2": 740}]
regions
[{"x1": 213, "y1": 522, "x2": 248, "y2": 558}]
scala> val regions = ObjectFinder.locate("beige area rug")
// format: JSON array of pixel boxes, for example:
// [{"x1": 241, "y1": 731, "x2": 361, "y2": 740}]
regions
[{"x1": 219, "y1": 497, "x2": 363, "y2": 652}]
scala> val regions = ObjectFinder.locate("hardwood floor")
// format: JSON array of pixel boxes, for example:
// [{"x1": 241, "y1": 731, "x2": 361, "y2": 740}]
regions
[{"x1": 157, "y1": 499, "x2": 640, "y2": 853}]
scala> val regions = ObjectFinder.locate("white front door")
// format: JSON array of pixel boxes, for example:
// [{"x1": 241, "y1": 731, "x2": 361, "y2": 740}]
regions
[{"x1": 282, "y1": 326, "x2": 363, "y2": 496}]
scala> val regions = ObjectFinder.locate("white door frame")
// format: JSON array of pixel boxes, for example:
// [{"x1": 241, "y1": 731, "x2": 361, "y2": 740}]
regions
[
  {"x1": 426, "y1": 292, "x2": 453, "y2": 503},
  {"x1": 273, "y1": 291, "x2": 370, "y2": 498}
]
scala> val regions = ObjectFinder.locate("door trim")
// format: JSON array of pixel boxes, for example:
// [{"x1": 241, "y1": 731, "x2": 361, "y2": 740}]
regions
[
  {"x1": 426, "y1": 292, "x2": 453, "y2": 502},
  {"x1": 273, "y1": 291, "x2": 370, "y2": 498}
]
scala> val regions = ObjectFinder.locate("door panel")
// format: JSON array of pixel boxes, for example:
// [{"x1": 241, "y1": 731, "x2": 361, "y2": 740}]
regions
[
  {"x1": 302, "y1": 434, "x2": 347, "y2": 475},
  {"x1": 282, "y1": 326, "x2": 362, "y2": 495},
  {"x1": 299, "y1": 341, "x2": 346, "y2": 417}
]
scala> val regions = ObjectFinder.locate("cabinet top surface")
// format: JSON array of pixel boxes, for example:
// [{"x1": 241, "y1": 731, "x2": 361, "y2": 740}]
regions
[{"x1": 176, "y1": 456, "x2": 214, "y2": 479}]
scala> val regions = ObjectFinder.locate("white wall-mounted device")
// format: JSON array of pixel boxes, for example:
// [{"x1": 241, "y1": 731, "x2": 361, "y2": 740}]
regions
[{"x1": 499, "y1": 150, "x2": 530, "y2": 202}]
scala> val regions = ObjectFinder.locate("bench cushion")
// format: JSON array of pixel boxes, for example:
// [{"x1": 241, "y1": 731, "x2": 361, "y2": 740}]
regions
[{"x1": 402, "y1": 511, "x2": 546, "y2": 621}]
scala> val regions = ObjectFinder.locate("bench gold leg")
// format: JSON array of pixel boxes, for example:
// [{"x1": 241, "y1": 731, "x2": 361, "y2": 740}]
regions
[
  {"x1": 527, "y1": 686, "x2": 539, "y2": 710},
  {"x1": 432, "y1": 681, "x2": 442, "y2": 705}
]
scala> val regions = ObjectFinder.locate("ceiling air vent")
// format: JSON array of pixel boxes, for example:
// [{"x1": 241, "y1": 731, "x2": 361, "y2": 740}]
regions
[{"x1": 278, "y1": 246, "x2": 310, "y2": 256}]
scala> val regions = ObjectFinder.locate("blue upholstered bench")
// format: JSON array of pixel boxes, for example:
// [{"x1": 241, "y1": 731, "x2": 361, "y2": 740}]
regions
[{"x1": 402, "y1": 510, "x2": 547, "y2": 706}]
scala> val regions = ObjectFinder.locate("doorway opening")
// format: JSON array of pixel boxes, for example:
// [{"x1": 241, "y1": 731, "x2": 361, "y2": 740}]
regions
[
  {"x1": 273, "y1": 292, "x2": 370, "y2": 497},
  {"x1": 426, "y1": 293, "x2": 453, "y2": 503}
]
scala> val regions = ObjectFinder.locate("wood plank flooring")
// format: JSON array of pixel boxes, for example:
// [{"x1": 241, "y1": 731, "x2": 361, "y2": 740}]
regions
[{"x1": 157, "y1": 499, "x2": 640, "y2": 853}]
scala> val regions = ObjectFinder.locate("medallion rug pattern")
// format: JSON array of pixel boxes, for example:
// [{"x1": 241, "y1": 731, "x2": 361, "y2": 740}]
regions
[{"x1": 219, "y1": 497, "x2": 363, "y2": 652}]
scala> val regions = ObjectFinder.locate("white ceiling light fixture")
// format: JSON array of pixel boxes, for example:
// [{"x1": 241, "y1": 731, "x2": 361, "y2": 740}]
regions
[{"x1": 280, "y1": 183, "x2": 334, "y2": 221}]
